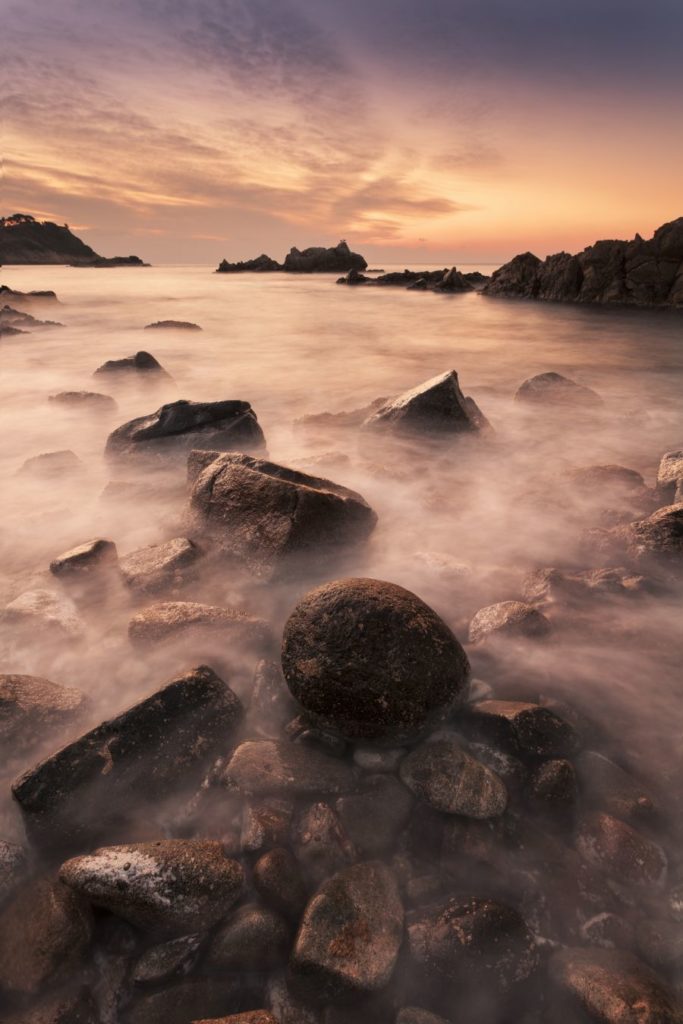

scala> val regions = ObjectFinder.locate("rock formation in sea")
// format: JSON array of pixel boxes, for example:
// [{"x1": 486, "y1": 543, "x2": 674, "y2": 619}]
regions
[
  {"x1": 483, "y1": 217, "x2": 683, "y2": 307},
  {"x1": 216, "y1": 240, "x2": 367, "y2": 273},
  {"x1": 337, "y1": 266, "x2": 488, "y2": 292},
  {"x1": 0, "y1": 213, "x2": 149, "y2": 267}
]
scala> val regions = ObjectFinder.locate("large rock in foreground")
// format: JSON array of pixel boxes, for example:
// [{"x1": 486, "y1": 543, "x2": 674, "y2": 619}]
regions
[
  {"x1": 188, "y1": 453, "x2": 376, "y2": 580},
  {"x1": 362, "y1": 370, "x2": 488, "y2": 437},
  {"x1": 106, "y1": 399, "x2": 265, "y2": 460},
  {"x1": 484, "y1": 218, "x2": 683, "y2": 308},
  {"x1": 289, "y1": 861, "x2": 403, "y2": 1003},
  {"x1": 12, "y1": 665, "x2": 243, "y2": 851},
  {"x1": 281, "y1": 578, "x2": 470, "y2": 742}
]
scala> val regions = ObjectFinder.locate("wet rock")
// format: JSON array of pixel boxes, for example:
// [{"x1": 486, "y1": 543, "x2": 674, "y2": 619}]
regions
[
  {"x1": 94, "y1": 350, "x2": 170, "y2": 376},
  {"x1": 575, "y1": 812, "x2": 667, "y2": 889},
  {"x1": 580, "y1": 912, "x2": 636, "y2": 951},
  {"x1": 528, "y1": 759, "x2": 577, "y2": 808},
  {"x1": 205, "y1": 902, "x2": 289, "y2": 969},
  {"x1": 125, "y1": 978, "x2": 245, "y2": 1024},
  {"x1": 0, "y1": 672, "x2": 86, "y2": 755},
  {"x1": 0, "y1": 840, "x2": 27, "y2": 906},
  {"x1": 241, "y1": 798, "x2": 293, "y2": 853},
  {"x1": 50, "y1": 390, "x2": 117, "y2": 409},
  {"x1": 106, "y1": 399, "x2": 264, "y2": 460},
  {"x1": 188, "y1": 453, "x2": 376, "y2": 580},
  {"x1": 127, "y1": 600, "x2": 270, "y2": 653},
  {"x1": 289, "y1": 861, "x2": 404, "y2": 1004},
  {"x1": 336, "y1": 775, "x2": 413, "y2": 856},
  {"x1": 657, "y1": 450, "x2": 683, "y2": 501},
  {"x1": 281, "y1": 578, "x2": 470, "y2": 743},
  {"x1": 514, "y1": 371, "x2": 602, "y2": 407},
  {"x1": 292, "y1": 802, "x2": 356, "y2": 886},
  {"x1": 361, "y1": 370, "x2": 488, "y2": 436},
  {"x1": 468, "y1": 600, "x2": 552, "y2": 644},
  {"x1": 222, "y1": 740, "x2": 357, "y2": 797},
  {"x1": 253, "y1": 847, "x2": 309, "y2": 920},
  {"x1": 60, "y1": 839, "x2": 244, "y2": 936},
  {"x1": 399, "y1": 736, "x2": 507, "y2": 818},
  {"x1": 284, "y1": 713, "x2": 348, "y2": 757},
  {"x1": 464, "y1": 699, "x2": 577, "y2": 758},
  {"x1": 623, "y1": 503, "x2": 683, "y2": 575},
  {"x1": 2, "y1": 588, "x2": 85, "y2": 640},
  {"x1": 119, "y1": 538, "x2": 201, "y2": 594},
  {"x1": 132, "y1": 933, "x2": 202, "y2": 984},
  {"x1": 144, "y1": 320, "x2": 201, "y2": 330},
  {"x1": 17, "y1": 450, "x2": 83, "y2": 477},
  {"x1": 50, "y1": 538, "x2": 118, "y2": 577},
  {"x1": 12, "y1": 665, "x2": 243, "y2": 850},
  {"x1": 522, "y1": 566, "x2": 656, "y2": 607},
  {"x1": 548, "y1": 947, "x2": 681, "y2": 1023},
  {"x1": 575, "y1": 751, "x2": 657, "y2": 821},
  {"x1": 0, "y1": 877, "x2": 93, "y2": 994}
]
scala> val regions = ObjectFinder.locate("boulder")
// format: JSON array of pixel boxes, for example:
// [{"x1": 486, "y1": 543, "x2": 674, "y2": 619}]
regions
[
  {"x1": 241, "y1": 797, "x2": 293, "y2": 853},
  {"x1": 292, "y1": 801, "x2": 355, "y2": 886},
  {"x1": 464, "y1": 700, "x2": 577, "y2": 758},
  {"x1": 622, "y1": 503, "x2": 683, "y2": 574},
  {"x1": 144, "y1": 320, "x2": 201, "y2": 330},
  {"x1": 528, "y1": 758, "x2": 577, "y2": 808},
  {"x1": 17, "y1": 450, "x2": 83, "y2": 477},
  {"x1": 575, "y1": 751, "x2": 656, "y2": 821},
  {"x1": 514, "y1": 371, "x2": 603, "y2": 407},
  {"x1": 12, "y1": 665, "x2": 243, "y2": 850},
  {"x1": 468, "y1": 600, "x2": 552, "y2": 644},
  {"x1": 283, "y1": 240, "x2": 367, "y2": 273},
  {"x1": 522, "y1": 566, "x2": 655, "y2": 607},
  {"x1": 94, "y1": 350, "x2": 170, "y2": 376},
  {"x1": 0, "y1": 672, "x2": 86, "y2": 756},
  {"x1": 60, "y1": 839, "x2": 244, "y2": 936},
  {"x1": 222, "y1": 739, "x2": 357, "y2": 797},
  {"x1": 252, "y1": 847, "x2": 309, "y2": 921},
  {"x1": 106, "y1": 399, "x2": 265, "y2": 460},
  {"x1": 132, "y1": 932, "x2": 202, "y2": 984},
  {"x1": 205, "y1": 903, "x2": 289, "y2": 969},
  {"x1": 399, "y1": 737, "x2": 507, "y2": 818},
  {"x1": 49, "y1": 538, "x2": 118, "y2": 577},
  {"x1": 125, "y1": 978, "x2": 245, "y2": 1024},
  {"x1": 289, "y1": 861, "x2": 403, "y2": 1003},
  {"x1": 361, "y1": 370, "x2": 489, "y2": 436},
  {"x1": 656, "y1": 449, "x2": 683, "y2": 500},
  {"x1": 188, "y1": 453, "x2": 376, "y2": 580},
  {"x1": 49, "y1": 390, "x2": 117, "y2": 409},
  {"x1": 335, "y1": 775, "x2": 413, "y2": 856},
  {"x1": 575, "y1": 812, "x2": 667, "y2": 889},
  {"x1": 2, "y1": 588, "x2": 84, "y2": 640},
  {"x1": 127, "y1": 600, "x2": 270, "y2": 654},
  {"x1": 119, "y1": 538, "x2": 201, "y2": 593},
  {"x1": 281, "y1": 578, "x2": 470, "y2": 742}
]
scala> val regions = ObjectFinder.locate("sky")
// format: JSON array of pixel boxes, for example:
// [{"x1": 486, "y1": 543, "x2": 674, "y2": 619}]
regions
[{"x1": 3, "y1": 0, "x2": 683, "y2": 265}]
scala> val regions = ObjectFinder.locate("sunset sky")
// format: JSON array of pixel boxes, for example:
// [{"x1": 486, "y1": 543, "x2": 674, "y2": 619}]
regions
[{"x1": 5, "y1": 0, "x2": 683, "y2": 265}]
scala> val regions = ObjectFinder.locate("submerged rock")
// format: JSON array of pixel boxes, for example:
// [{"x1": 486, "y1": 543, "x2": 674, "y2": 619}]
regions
[
  {"x1": 0, "y1": 672, "x2": 86, "y2": 755},
  {"x1": 514, "y1": 371, "x2": 603, "y2": 407},
  {"x1": 205, "y1": 902, "x2": 289, "y2": 969},
  {"x1": 399, "y1": 737, "x2": 507, "y2": 818},
  {"x1": 575, "y1": 812, "x2": 667, "y2": 889},
  {"x1": 128, "y1": 600, "x2": 270, "y2": 653},
  {"x1": 281, "y1": 578, "x2": 470, "y2": 742},
  {"x1": 106, "y1": 399, "x2": 265, "y2": 460},
  {"x1": 94, "y1": 350, "x2": 170, "y2": 376},
  {"x1": 188, "y1": 453, "x2": 376, "y2": 580},
  {"x1": 522, "y1": 566, "x2": 655, "y2": 607},
  {"x1": 60, "y1": 839, "x2": 244, "y2": 936},
  {"x1": 0, "y1": 840, "x2": 26, "y2": 906},
  {"x1": 119, "y1": 538, "x2": 201, "y2": 594},
  {"x1": 222, "y1": 739, "x2": 357, "y2": 797},
  {"x1": 144, "y1": 320, "x2": 201, "y2": 330},
  {"x1": 2, "y1": 588, "x2": 84, "y2": 640},
  {"x1": 336, "y1": 775, "x2": 413, "y2": 856},
  {"x1": 361, "y1": 370, "x2": 488, "y2": 436},
  {"x1": 17, "y1": 449, "x2": 83, "y2": 477},
  {"x1": 132, "y1": 932, "x2": 202, "y2": 984},
  {"x1": 575, "y1": 751, "x2": 656, "y2": 822},
  {"x1": 468, "y1": 600, "x2": 552, "y2": 644},
  {"x1": 253, "y1": 847, "x2": 308, "y2": 921},
  {"x1": 49, "y1": 390, "x2": 117, "y2": 409}
]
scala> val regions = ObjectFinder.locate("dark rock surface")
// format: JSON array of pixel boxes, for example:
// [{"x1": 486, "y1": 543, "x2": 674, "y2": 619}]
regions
[
  {"x1": 622, "y1": 502, "x2": 683, "y2": 575},
  {"x1": 222, "y1": 739, "x2": 357, "y2": 797},
  {"x1": 1, "y1": 304, "x2": 63, "y2": 330},
  {"x1": 464, "y1": 699, "x2": 577, "y2": 758},
  {"x1": 362, "y1": 370, "x2": 489, "y2": 436},
  {"x1": 575, "y1": 751, "x2": 656, "y2": 822},
  {"x1": 575, "y1": 812, "x2": 668, "y2": 889},
  {"x1": 399, "y1": 736, "x2": 508, "y2": 818},
  {"x1": 0, "y1": 213, "x2": 148, "y2": 266},
  {"x1": 484, "y1": 218, "x2": 683, "y2": 307},
  {"x1": 205, "y1": 902, "x2": 289, "y2": 969},
  {"x1": 522, "y1": 566, "x2": 655, "y2": 607},
  {"x1": 656, "y1": 449, "x2": 683, "y2": 500},
  {"x1": 132, "y1": 932, "x2": 202, "y2": 984},
  {"x1": 468, "y1": 600, "x2": 552, "y2": 643},
  {"x1": 106, "y1": 400, "x2": 265, "y2": 459},
  {"x1": 283, "y1": 240, "x2": 367, "y2": 273},
  {"x1": 336, "y1": 266, "x2": 485, "y2": 292},
  {"x1": 281, "y1": 578, "x2": 470, "y2": 742},
  {"x1": 0, "y1": 840, "x2": 26, "y2": 906},
  {"x1": 253, "y1": 847, "x2": 309, "y2": 921},
  {"x1": 94, "y1": 350, "x2": 170, "y2": 376},
  {"x1": 335, "y1": 775, "x2": 413, "y2": 856},
  {"x1": 514, "y1": 371, "x2": 603, "y2": 407},
  {"x1": 217, "y1": 254, "x2": 283, "y2": 272},
  {"x1": 0, "y1": 284, "x2": 59, "y2": 307},
  {"x1": 50, "y1": 538, "x2": 118, "y2": 577}
]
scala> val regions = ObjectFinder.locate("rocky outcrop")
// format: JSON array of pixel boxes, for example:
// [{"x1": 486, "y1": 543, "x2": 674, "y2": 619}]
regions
[
  {"x1": 484, "y1": 218, "x2": 683, "y2": 307},
  {"x1": 0, "y1": 213, "x2": 149, "y2": 266},
  {"x1": 217, "y1": 254, "x2": 282, "y2": 273},
  {"x1": 362, "y1": 370, "x2": 489, "y2": 437},
  {"x1": 337, "y1": 266, "x2": 484, "y2": 292},
  {"x1": 215, "y1": 240, "x2": 367, "y2": 274}
]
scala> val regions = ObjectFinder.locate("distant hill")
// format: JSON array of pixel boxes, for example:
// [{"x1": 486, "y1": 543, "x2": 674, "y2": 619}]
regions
[{"x1": 0, "y1": 214, "x2": 149, "y2": 266}]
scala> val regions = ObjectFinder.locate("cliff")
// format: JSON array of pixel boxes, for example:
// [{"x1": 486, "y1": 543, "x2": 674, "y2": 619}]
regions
[{"x1": 0, "y1": 214, "x2": 149, "y2": 267}]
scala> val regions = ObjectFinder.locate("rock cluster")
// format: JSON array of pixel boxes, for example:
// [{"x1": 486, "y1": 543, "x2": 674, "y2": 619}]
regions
[
  {"x1": 217, "y1": 240, "x2": 367, "y2": 274},
  {"x1": 336, "y1": 266, "x2": 487, "y2": 292}
]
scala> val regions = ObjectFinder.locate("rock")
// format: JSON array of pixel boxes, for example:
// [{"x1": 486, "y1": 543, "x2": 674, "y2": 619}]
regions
[
  {"x1": 522, "y1": 566, "x2": 655, "y2": 607},
  {"x1": 0, "y1": 213, "x2": 148, "y2": 266},
  {"x1": 580, "y1": 912, "x2": 636, "y2": 951},
  {"x1": 17, "y1": 450, "x2": 83, "y2": 477},
  {"x1": 205, "y1": 902, "x2": 289, "y2": 969},
  {"x1": 283, "y1": 240, "x2": 367, "y2": 273},
  {"x1": 94, "y1": 350, "x2": 169, "y2": 376},
  {"x1": 407, "y1": 896, "x2": 538, "y2": 994},
  {"x1": 548, "y1": 947, "x2": 682, "y2": 1023},
  {"x1": 2, "y1": 588, "x2": 84, "y2": 640},
  {"x1": 127, "y1": 600, "x2": 270, "y2": 652},
  {"x1": 49, "y1": 390, "x2": 117, "y2": 409},
  {"x1": 622, "y1": 503, "x2": 683, "y2": 575},
  {"x1": 3, "y1": 986, "x2": 99, "y2": 1024},
  {"x1": 119, "y1": 538, "x2": 201, "y2": 594},
  {"x1": 575, "y1": 751, "x2": 656, "y2": 821},
  {"x1": 399, "y1": 737, "x2": 507, "y2": 818},
  {"x1": 397, "y1": 1011, "x2": 453, "y2": 1024},
  {"x1": 464, "y1": 700, "x2": 577, "y2": 758},
  {"x1": 12, "y1": 665, "x2": 243, "y2": 850},
  {"x1": 0, "y1": 672, "x2": 86, "y2": 755},
  {"x1": 1, "y1": 304, "x2": 62, "y2": 329},
  {"x1": 528, "y1": 758, "x2": 577, "y2": 807},
  {"x1": 575, "y1": 812, "x2": 667, "y2": 889},
  {"x1": 352, "y1": 746, "x2": 406, "y2": 773},
  {"x1": 0, "y1": 840, "x2": 27, "y2": 905},
  {"x1": 468, "y1": 600, "x2": 551, "y2": 644},
  {"x1": 241, "y1": 797, "x2": 293, "y2": 853},
  {"x1": 0, "y1": 283, "x2": 59, "y2": 306},
  {"x1": 289, "y1": 861, "x2": 403, "y2": 1003},
  {"x1": 0, "y1": 877, "x2": 93, "y2": 994},
  {"x1": 285, "y1": 713, "x2": 348, "y2": 756},
  {"x1": 657, "y1": 450, "x2": 683, "y2": 500},
  {"x1": 49, "y1": 538, "x2": 118, "y2": 577},
  {"x1": 281, "y1": 578, "x2": 470, "y2": 743},
  {"x1": 294, "y1": 397, "x2": 388, "y2": 432},
  {"x1": 565, "y1": 463, "x2": 646, "y2": 497},
  {"x1": 125, "y1": 978, "x2": 245, "y2": 1024},
  {"x1": 216, "y1": 254, "x2": 282, "y2": 272},
  {"x1": 514, "y1": 371, "x2": 603, "y2": 407},
  {"x1": 193, "y1": 1015, "x2": 279, "y2": 1024},
  {"x1": 144, "y1": 320, "x2": 201, "y2": 330},
  {"x1": 60, "y1": 839, "x2": 244, "y2": 935},
  {"x1": 336, "y1": 775, "x2": 413, "y2": 856},
  {"x1": 221, "y1": 739, "x2": 357, "y2": 797},
  {"x1": 188, "y1": 453, "x2": 376, "y2": 580},
  {"x1": 637, "y1": 917, "x2": 683, "y2": 973},
  {"x1": 253, "y1": 847, "x2": 309, "y2": 920},
  {"x1": 292, "y1": 802, "x2": 355, "y2": 886},
  {"x1": 106, "y1": 399, "x2": 264, "y2": 460},
  {"x1": 361, "y1": 370, "x2": 488, "y2": 436},
  {"x1": 132, "y1": 933, "x2": 202, "y2": 984}
]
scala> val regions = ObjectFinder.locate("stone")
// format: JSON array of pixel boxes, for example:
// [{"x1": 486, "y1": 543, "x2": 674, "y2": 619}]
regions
[
  {"x1": 94, "y1": 350, "x2": 169, "y2": 376},
  {"x1": 575, "y1": 812, "x2": 667, "y2": 889},
  {"x1": 222, "y1": 740, "x2": 357, "y2": 797},
  {"x1": 468, "y1": 600, "x2": 552, "y2": 643},
  {"x1": 49, "y1": 390, "x2": 117, "y2": 409},
  {"x1": 119, "y1": 538, "x2": 201, "y2": 594},
  {"x1": 0, "y1": 840, "x2": 27, "y2": 906},
  {"x1": 49, "y1": 538, "x2": 118, "y2": 577},
  {"x1": 0, "y1": 877, "x2": 93, "y2": 994},
  {"x1": 289, "y1": 861, "x2": 404, "y2": 1004},
  {"x1": 464, "y1": 700, "x2": 577, "y2": 758},
  {"x1": 60, "y1": 839, "x2": 244, "y2": 936},
  {"x1": 127, "y1": 600, "x2": 270, "y2": 652},
  {"x1": 528, "y1": 758, "x2": 577, "y2": 807},
  {"x1": 399, "y1": 737, "x2": 507, "y2": 818},
  {"x1": 106, "y1": 399, "x2": 264, "y2": 459},
  {"x1": 132, "y1": 933, "x2": 203, "y2": 984},
  {"x1": 2, "y1": 588, "x2": 84, "y2": 640},
  {"x1": 241, "y1": 797, "x2": 293, "y2": 853},
  {"x1": 565, "y1": 463, "x2": 647, "y2": 497},
  {"x1": 0, "y1": 672, "x2": 86, "y2": 756},
  {"x1": 3, "y1": 986, "x2": 99, "y2": 1024},
  {"x1": 514, "y1": 371, "x2": 603, "y2": 407},
  {"x1": 397, "y1": 1011, "x2": 453, "y2": 1024},
  {"x1": 352, "y1": 746, "x2": 406, "y2": 773},
  {"x1": 281, "y1": 578, "x2": 470, "y2": 743},
  {"x1": 657, "y1": 450, "x2": 683, "y2": 500},
  {"x1": 575, "y1": 751, "x2": 657, "y2": 821},
  {"x1": 336, "y1": 775, "x2": 413, "y2": 856},
  {"x1": 361, "y1": 370, "x2": 488, "y2": 436},
  {"x1": 205, "y1": 903, "x2": 289, "y2": 969},
  {"x1": 193, "y1": 1015, "x2": 279, "y2": 1024},
  {"x1": 125, "y1": 978, "x2": 245, "y2": 1024},
  {"x1": 17, "y1": 450, "x2": 83, "y2": 477},
  {"x1": 12, "y1": 665, "x2": 243, "y2": 850},
  {"x1": 188, "y1": 453, "x2": 376, "y2": 580},
  {"x1": 144, "y1": 320, "x2": 201, "y2": 330},
  {"x1": 548, "y1": 947, "x2": 682, "y2": 1023},
  {"x1": 623, "y1": 503, "x2": 683, "y2": 575},
  {"x1": 522, "y1": 566, "x2": 655, "y2": 607},
  {"x1": 292, "y1": 802, "x2": 355, "y2": 886},
  {"x1": 253, "y1": 847, "x2": 309, "y2": 920}
]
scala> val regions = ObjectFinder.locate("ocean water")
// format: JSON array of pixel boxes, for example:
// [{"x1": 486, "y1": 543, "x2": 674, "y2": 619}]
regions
[{"x1": 1, "y1": 263, "x2": 682, "y2": 835}]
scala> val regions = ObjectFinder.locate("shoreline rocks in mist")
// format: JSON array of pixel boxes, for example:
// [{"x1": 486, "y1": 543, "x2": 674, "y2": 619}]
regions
[
  {"x1": 362, "y1": 370, "x2": 490, "y2": 437},
  {"x1": 483, "y1": 216, "x2": 683, "y2": 307},
  {"x1": 0, "y1": 213, "x2": 149, "y2": 267},
  {"x1": 216, "y1": 239, "x2": 367, "y2": 274},
  {"x1": 0, "y1": 284, "x2": 60, "y2": 307},
  {"x1": 1, "y1": 304, "x2": 63, "y2": 334}
]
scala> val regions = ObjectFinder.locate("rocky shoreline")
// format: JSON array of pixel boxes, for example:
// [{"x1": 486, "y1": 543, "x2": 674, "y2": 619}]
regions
[{"x1": 0, "y1": 215, "x2": 148, "y2": 268}]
